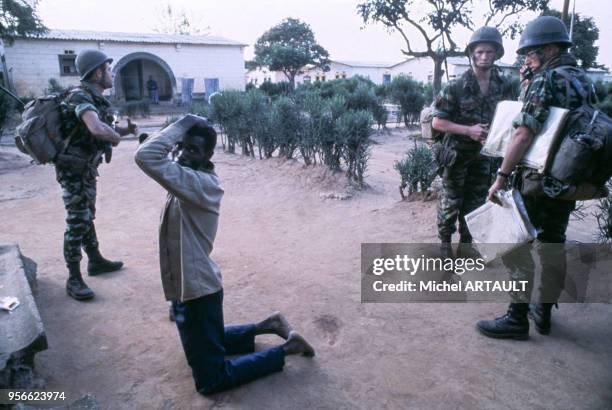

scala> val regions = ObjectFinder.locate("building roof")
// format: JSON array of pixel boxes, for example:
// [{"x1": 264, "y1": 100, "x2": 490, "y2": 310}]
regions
[
  {"x1": 333, "y1": 59, "x2": 400, "y2": 68},
  {"x1": 26, "y1": 29, "x2": 246, "y2": 47}
]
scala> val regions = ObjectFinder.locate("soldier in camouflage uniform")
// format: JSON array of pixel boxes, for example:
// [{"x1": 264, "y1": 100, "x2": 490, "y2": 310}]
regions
[
  {"x1": 432, "y1": 27, "x2": 515, "y2": 253},
  {"x1": 476, "y1": 16, "x2": 594, "y2": 339},
  {"x1": 56, "y1": 49, "x2": 137, "y2": 301}
]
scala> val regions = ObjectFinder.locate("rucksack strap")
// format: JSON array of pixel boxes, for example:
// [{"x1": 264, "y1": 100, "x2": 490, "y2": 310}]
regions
[
  {"x1": 549, "y1": 66, "x2": 591, "y2": 108},
  {"x1": 57, "y1": 87, "x2": 85, "y2": 155}
]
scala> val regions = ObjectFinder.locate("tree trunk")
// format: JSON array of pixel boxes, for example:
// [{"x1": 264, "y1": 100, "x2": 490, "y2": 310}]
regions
[
  {"x1": 432, "y1": 57, "x2": 445, "y2": 96},
  {"x1": 288, "y1": 72, "x2": 296, "y2": 90}
]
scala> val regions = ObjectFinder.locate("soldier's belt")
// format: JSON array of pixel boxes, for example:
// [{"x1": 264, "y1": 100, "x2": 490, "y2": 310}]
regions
[{"x1": 55, "y1": 153, "x2": 99, "y2": 170}]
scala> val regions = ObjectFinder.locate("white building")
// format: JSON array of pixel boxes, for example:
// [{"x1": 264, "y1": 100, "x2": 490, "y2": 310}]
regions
[
  {"x1": 3, "y1": 29, "x2": 247, "y2": 101},
  {"x1": 296, "y1": 60, "x2": 410, "y2": 86},
  {"x1": 248, "y1": 57, "x2": 520, "y2": 88},
  {"x1": 246, "y1": 67, "x2": 288, "y2": 86}
]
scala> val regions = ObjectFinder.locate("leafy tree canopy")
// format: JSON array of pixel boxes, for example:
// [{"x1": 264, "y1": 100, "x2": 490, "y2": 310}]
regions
[
  {"x1": 252, "y1": 18, "x2": 330, "y2": 89},
  {"x1": 357, "y1": 0, "x2": 549, "y2": 94},
  {"x1": 152, "y1": 3, "x2": 209, "y2": 35},
  {"x1": 543, "y1": 9, "x2": 603, "y2": 70},
  {"x1": 0, "y1": 0, "x2": 47, "y2": 44}
]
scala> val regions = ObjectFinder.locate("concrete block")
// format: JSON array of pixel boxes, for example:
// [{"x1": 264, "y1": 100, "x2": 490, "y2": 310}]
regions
[
  {"x1": 15, "y1": 394, "x2": 100, "y2": 410},
  {"x1": 0, "y1": 243, "x2": 47, "y2": 389}
]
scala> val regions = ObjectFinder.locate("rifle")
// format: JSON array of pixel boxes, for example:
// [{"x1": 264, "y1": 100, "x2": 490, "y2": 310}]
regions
[{"x1": 0, "y1": 83, "x2": 25, "y2": 108}]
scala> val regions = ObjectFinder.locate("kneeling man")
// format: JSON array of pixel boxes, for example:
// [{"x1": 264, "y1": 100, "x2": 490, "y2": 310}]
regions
[{"x1": 135, "y1": 115, "x2": 314, "y2": 395}]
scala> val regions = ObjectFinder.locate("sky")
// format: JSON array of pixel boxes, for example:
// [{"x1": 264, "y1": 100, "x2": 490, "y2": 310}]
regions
[{"x1": 35, "y1": 0, "x2": 612, "y2": 69}]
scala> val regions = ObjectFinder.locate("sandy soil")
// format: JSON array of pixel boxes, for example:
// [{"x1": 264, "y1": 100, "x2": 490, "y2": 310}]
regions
[{"x1": 0, "y1": 129, "x2": 611, "y2": 409}]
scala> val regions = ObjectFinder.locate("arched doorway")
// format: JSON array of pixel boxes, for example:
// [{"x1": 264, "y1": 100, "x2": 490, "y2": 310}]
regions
[{"x1": 112, "y1": 52, "x2": 176, "y2": 102}]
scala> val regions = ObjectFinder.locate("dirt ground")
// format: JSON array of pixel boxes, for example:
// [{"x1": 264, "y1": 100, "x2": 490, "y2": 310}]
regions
[{"x1": 1, "y1": 129, "x2": 611, "y2": 409}]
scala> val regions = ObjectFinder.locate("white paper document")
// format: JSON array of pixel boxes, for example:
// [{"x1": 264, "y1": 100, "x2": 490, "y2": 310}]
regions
[
  {"x1": 465, "y1": 190, "x2": 537, "y2": 263},
  {"x1": 481, "y1": 101, "x2": 569, "y2": 171}
]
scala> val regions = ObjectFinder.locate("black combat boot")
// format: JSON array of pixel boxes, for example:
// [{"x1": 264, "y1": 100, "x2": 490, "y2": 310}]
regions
[
  {"x1": 66, "y1": 262, "x2": 95, "y2": 301},
  {"x1": 529, "y1": 303, "x2": 556, "y2": 335},
  {"x1": 457, "y1": 231, "x2": 481, "y2": 258},
  {"x1": 476, "y1": 303, "x2": 529, "y2": 340},
  {"x1": 86, "y1": 247, "x2": 123, "y2": 276},
  {"x1": 440, "y1": 236, "x2": 454, "y2": 259}
]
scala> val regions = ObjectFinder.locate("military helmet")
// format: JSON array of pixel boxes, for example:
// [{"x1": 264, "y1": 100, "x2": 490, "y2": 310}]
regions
[
  {"x1": 517, "y1": 16, "x2": 572, "y2": 55},
  {"x1": 466, "y1": 26, "x2": 504, "y2": 59},
  {"x1": 75, "y1": 49, "x2": 113, "y2": 81}
]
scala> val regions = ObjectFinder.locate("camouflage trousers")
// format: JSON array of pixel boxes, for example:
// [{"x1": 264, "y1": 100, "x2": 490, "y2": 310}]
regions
[
  {"x1": 502, "y1": 195, "x2": 575, "y2": 303},
  {"x1": 55, "y1": 165, "x2": 99, "y2": 264},
  {"x1": 437, "y1": 148, "x2": 491, "y2": 242}
]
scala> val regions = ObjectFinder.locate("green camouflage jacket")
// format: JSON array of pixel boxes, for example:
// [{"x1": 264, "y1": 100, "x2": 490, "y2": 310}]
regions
[
  {"x1": 513, "y1": 53, "x2": 594, "y2": 135},
  {"x1": 433, "y1": 67, "x2": 516, "y2": 150},
  {"x1": 60, "y1": 81, "x2": 115, "y2": 161}
]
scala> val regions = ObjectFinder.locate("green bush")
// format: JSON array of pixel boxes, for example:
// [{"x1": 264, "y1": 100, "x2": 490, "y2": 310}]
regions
[
  {"x1": 319, "y1": 95, "x2": 347, "y2": 170},
  {"x1": 241, "y1": 90, "x2": 270, "y2": 157},
  {"x1": 259, "y1": 81, "x2": 292, "y2": 98},
  {"x1": 596, "y1": 96, "x2": 612, "y2": 117},
  {"x1": 394, "y1": 144, "x2": 437, "y2": 197},
  {"x1": 203, "y1": 83, "x2": 382, "y2": 186},
  {"x1": 271, "y1": 96, "x2": 301, "y2": 159},
  {"x1": 208, "y1": 91, "x2": 244, "y2": 153},
  {"x1": 188, "y1": 101, "x2": 210, "y2": 118},
  {"x1": 336, "y1": 109, "x2": 373, "y2": 186},
  {"x1": 372, "y1": 101, "x2": 388, "y2": 130},
  {"x1": 46, "y1": 78, "x2": 66, "y2": 94},
  {"x1": 389, "y1": 75, "x2": 425, "y2": 126},
  {"x1": 595, "y1": 181, "x2": 612, "y2": 243},
  {"x1": 422, "y1": 83, "x2": 435, "y2": 105},
  {"x1": 298, "y1": 91, "x2": 330, "y2": 165}
]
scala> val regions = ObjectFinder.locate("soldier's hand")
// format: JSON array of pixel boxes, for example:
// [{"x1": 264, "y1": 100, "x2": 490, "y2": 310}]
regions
[
  {"x1": 467, "y1": 124, "x2": 489, "y2": 142},
  {"x1": 487, "y1": 178, "x2": 505, "y2": 206},
  {"x1": 127, "y1": 118, "x2": 139, "y2": 135}
]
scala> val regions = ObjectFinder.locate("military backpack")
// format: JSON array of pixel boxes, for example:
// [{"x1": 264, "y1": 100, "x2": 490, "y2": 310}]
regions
[
  {"x1": 15, "y1": 89, "x2": 79, "y2": 164},
  {"x1": 541, "y1": 66, "x2": 612, "y2": 200},
  {"x1": 420, "y1": 103, "x2": 442, "y2": 143}
]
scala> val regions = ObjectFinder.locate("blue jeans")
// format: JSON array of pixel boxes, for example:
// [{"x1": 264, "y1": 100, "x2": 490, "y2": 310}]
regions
[
  {"x1": 172, "y1": 291, "x2": 285, "y2": 395},
  {"x1": 148, "y1": 89, "x2": 159, "y2": 103}
]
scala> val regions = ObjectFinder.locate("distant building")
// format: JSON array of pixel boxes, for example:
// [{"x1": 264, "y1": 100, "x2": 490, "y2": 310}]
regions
[
  {"x1": 3, "y1": 29, "x2": 247, "y2": 101},
  {"x1": 247, "y1": 57, "x2": 521, "y2": 87},
  {"x1": 296, "y1": 60, "x2": 415, "y2": 86},
  {"x1": 586, "y1": 68, "x2": 611, "y2": 83},
  {"x1": 246, "y1": 67, "x2": 287, "y2": 86}
]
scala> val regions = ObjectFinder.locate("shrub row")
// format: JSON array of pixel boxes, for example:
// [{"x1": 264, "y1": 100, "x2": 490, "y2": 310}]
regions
[{"x1": 204, "y1": 88, "x2": 374, "y2": 186}]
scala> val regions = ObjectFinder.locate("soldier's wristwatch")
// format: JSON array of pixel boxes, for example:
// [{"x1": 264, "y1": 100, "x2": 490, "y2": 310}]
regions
[{"x1": 496, "y1": 169, "x2": 510, "y2": 179}]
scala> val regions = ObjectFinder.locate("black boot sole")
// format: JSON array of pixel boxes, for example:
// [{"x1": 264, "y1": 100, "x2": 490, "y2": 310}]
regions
[
  {"x1": 66, "y1": 288, "x2": 95, "y2": 301},
  {"x1": 88, "y1": 264, "x2": 123, "y2": 276},
  {"x1": 476, "y1": 325, "x2": 529, "y2": 340}
]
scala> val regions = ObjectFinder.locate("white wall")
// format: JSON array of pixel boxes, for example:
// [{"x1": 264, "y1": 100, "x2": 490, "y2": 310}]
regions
[
  {"x1": 4, "y1": 38, "x2": 245, "y2": 97},
  {"x1": 390, "y1": 58, "x2": 432, "y2": 83},
  {"x1": 296, "y1": 62, "x2": 395, "y2": 85},
  {"x1": 246, "y1": 67, "x2": 287, "y2": 85}
]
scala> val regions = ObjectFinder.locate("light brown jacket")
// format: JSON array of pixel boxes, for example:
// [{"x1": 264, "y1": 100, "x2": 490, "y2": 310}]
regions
[{"x1": 135, "y1": 115, "x2": 224, "y2": 301}]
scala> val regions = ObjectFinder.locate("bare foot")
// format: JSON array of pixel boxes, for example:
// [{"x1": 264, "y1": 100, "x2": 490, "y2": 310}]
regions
[
  {"x1": 283, "y1": 331, "x2": 315, "y2": 357},
  {"x1": 257, "y1": 311, "x2": 293, "y2": 339}
]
